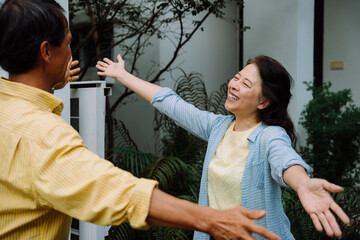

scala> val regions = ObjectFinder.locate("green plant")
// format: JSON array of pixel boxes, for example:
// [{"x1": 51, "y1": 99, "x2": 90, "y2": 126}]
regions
[
  {"x1": 106, "y1": 154, "x2": 198, "y2": 240},
  {"x1": 299, "y1": 82, "x2": 360, "y2": 187},
  {"x1": 282, "y1": 81, "x2": 360, "y2": 239}
]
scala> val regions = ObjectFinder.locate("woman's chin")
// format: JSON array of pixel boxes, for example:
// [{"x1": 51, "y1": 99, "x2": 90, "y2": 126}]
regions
[{"x1": 224, "y1": 102, "x2": 233, "y2": 113}]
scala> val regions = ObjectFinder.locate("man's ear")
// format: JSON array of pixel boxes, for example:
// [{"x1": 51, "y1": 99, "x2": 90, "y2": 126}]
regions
[
  {"x1": 39, "y1": 41, "x2": 51, "y2": 63},
  {"x1": 258, "y1": 98, "x2": 270, "y2": 110}
]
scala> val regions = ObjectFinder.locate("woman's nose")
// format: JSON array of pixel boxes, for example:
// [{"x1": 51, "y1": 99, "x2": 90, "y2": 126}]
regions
[{"x1": 229, "y1": 80, "x2": 239, "y2": 90}]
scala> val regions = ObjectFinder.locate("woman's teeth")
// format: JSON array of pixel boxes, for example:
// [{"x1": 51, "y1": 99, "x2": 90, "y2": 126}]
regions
[{"x1": 229, "y1": 94, "x2": 239, "y2": 101}]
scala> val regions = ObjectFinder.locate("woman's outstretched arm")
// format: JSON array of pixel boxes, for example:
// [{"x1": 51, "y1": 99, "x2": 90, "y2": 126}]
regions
[
  {"x1": 283, "y1": 165, "x2": 350, "y2": 238},
  {"x1": 96, "y1": 54, "x2": 161, "y2": 102}
]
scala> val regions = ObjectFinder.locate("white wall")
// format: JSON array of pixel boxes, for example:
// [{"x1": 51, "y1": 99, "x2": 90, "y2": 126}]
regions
[
  {"x1": 243, "y1": 0, "x2": 314, "y2": 146},
  {"x1": 323, "y1": 0, "x2": 360, "y2": 105},
  {"x1": 159, "y1": 6, "x2": 239, "y2": 94}
]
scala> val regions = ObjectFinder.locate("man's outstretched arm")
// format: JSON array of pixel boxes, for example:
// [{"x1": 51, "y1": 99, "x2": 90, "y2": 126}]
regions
[{"x1": 147, "y1": 188, "x2": 280, "y2": 240}]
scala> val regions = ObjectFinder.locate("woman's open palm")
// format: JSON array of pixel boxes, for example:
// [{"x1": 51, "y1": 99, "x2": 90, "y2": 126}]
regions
[
  {"x1": 297, "y1": 178, "x2": 350, "y2": 238},
  {"x1": 96, "y1": 54, "x2": 125, "y2": 79}
]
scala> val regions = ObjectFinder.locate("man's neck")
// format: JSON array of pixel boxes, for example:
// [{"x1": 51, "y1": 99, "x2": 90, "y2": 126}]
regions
[{"x1": 9, "y1": 70, "x2": 51, "y2": 93}]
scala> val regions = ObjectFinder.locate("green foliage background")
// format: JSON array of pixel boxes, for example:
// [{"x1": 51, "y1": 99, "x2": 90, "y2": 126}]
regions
[{"x1": 282, "y1": 82, "x2": 360, "y2": 240}]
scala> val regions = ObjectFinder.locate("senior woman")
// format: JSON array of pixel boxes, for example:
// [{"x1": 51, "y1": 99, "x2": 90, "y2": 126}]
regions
[{"x1": 96, "y1": 54, "x2": 349, "y2": 240}]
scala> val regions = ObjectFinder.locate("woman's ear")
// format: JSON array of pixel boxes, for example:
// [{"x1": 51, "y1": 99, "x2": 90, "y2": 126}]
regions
[
  {"x1": 258, "y1": 98, "x2": 270, "y2": 110},
  {"x1": 39, "y1": 41, "x2": 51, "y2": 63}
]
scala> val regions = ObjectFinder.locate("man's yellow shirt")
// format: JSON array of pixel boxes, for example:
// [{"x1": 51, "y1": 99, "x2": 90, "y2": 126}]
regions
[{"x1": 0, "y1": 78, "x2": 157, "y2": 239}]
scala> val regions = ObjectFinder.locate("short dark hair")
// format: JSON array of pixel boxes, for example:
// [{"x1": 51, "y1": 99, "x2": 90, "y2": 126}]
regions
[
  {"x1": 247, "y1": 55, "x2": 297, "y2": 148},
  {"x1": 0, "y1": 0, "x2": 66, "y2": 73}
]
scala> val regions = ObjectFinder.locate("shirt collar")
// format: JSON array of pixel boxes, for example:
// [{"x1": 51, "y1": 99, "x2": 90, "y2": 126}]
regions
[
  {"x1": 0, "y1": 77, "x2": 64, "y2": 116},
  {"x1": 248, "y1": 122, "x2": 267, "y2": 142}
]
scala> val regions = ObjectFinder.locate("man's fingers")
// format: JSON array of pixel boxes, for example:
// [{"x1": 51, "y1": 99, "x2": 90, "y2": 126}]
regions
[
  {"x1": 239, "y1": 209, "x2": 280, "y2": 240},
  {"x1": 243, "y1": 209, "x2": 266, "y2": 220},
  {"x1": 211, "y1": 229, "x2": 255, "y2": 240},
  {"x1": 246, "y1": 221, "x2": 280, "y2": 240}
]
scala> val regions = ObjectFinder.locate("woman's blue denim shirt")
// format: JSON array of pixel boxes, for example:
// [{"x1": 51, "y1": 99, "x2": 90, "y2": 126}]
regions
[{"x1": 151, "y1": 88, "x2": 310, "y2": 240}]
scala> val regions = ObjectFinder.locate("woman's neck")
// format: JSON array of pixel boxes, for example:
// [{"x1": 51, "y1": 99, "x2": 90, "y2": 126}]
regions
[{"x1": 233, "y1": 116, "x2": 260, "y2": 132}]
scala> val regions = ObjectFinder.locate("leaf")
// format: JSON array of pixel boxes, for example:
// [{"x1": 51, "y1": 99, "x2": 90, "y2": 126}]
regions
[
  {"x1": 109, "y1": 146, "x2": 156, "y2": 177},
  {"x1": 141, "y1": 156, "x2": 194, "y2": 193},
  {"x1": 112, "y1": 118, "x2": 138, "y2": 150}
]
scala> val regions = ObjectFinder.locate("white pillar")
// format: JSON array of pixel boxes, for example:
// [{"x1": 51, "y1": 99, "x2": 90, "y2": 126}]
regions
[
  {"x1": 54, "y1": 0, "x2": 71, "y2": 124},
  {"x1": 293, "y1": 0, "x2": 314, "y2": 146}
]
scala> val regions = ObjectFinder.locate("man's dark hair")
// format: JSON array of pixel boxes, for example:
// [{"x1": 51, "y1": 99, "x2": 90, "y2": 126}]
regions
[{"x1": 0, "y1": 0, "x2": 66, "y2": 74}]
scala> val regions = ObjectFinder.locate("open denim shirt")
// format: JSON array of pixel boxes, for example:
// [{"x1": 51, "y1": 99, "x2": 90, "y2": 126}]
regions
[{"x1": 151, "y1": 88, "x2": 310, "y2": 240}]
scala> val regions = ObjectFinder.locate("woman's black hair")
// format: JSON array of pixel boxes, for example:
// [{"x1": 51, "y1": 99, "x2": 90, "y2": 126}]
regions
[
  {"x1": 0, "y1": 0, "x2": 66, "y2": 73},
  {"x1": 247, "y1": 55, "x2": 297, "y2": 148}
]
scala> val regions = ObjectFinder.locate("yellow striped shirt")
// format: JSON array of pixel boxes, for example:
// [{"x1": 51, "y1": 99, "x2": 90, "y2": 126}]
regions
[{"x1": 0, "y1": 78, "x2": 158, "y2": 239}]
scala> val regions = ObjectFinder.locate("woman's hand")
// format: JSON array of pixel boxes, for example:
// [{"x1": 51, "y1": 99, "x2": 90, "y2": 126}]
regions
[
  {"x1": 96, "y1": 54, "x2": 126, "y2": 80},
  {"x1": 96, "y1": 53, "x2": 161, "y2": 102},
  {"x1": 297, "y1": 178, "x2": 350, "y2": 238}
]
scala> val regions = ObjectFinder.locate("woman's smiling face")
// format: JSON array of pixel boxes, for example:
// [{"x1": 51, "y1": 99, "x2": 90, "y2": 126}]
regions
[{"x1": 225, "y1": 63, "x2": 268, "y2": 118}]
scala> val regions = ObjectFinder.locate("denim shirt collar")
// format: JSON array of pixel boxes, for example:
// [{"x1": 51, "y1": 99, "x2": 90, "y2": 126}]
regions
[{"x1": 247, "y1": 122, "x2": 267, "y2": 143}]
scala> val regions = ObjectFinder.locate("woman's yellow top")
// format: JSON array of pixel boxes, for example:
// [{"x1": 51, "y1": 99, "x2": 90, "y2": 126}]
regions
[{"x1": 208, "y1": 121, "x2": 260, "y2": 210}]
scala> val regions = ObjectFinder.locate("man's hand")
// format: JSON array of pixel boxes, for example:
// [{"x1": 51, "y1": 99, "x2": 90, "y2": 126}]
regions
[
  {"x1": 209, "y1": 207, "x2": 280, "y2": 240},
  {"x1": 147, "y1": 188, "x2": 280, "y2": 240},
  {"x1": 297, "y1": 178, "x2": 350, "y2": 238}
]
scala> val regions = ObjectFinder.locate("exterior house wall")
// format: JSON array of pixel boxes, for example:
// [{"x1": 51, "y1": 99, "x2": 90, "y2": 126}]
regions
[
  {"x1": 243, "y1": 0, "x2": 314, "y2": 146},
  {"x1": 323, "y1": 0, "x2": 360, "y2": 105}
]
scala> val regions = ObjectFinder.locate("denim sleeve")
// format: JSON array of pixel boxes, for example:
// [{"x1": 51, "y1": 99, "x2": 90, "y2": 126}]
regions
[
  {"x1": 262, "y1": 127, "x2": 311, "y2": 187},
  {"x1": 151, "y1": 87, "x2": 219, "y2": 141}
]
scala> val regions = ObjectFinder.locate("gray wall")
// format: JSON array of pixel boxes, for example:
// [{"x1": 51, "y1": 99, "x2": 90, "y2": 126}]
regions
[{"x1": 323, "y1": 0, "x2": 360, "y2": 105}]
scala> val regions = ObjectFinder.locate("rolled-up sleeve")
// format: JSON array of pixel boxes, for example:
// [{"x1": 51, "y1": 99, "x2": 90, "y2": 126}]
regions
[{"x1": 263, "y1": 127, "x2": 310, "y2": 187}]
